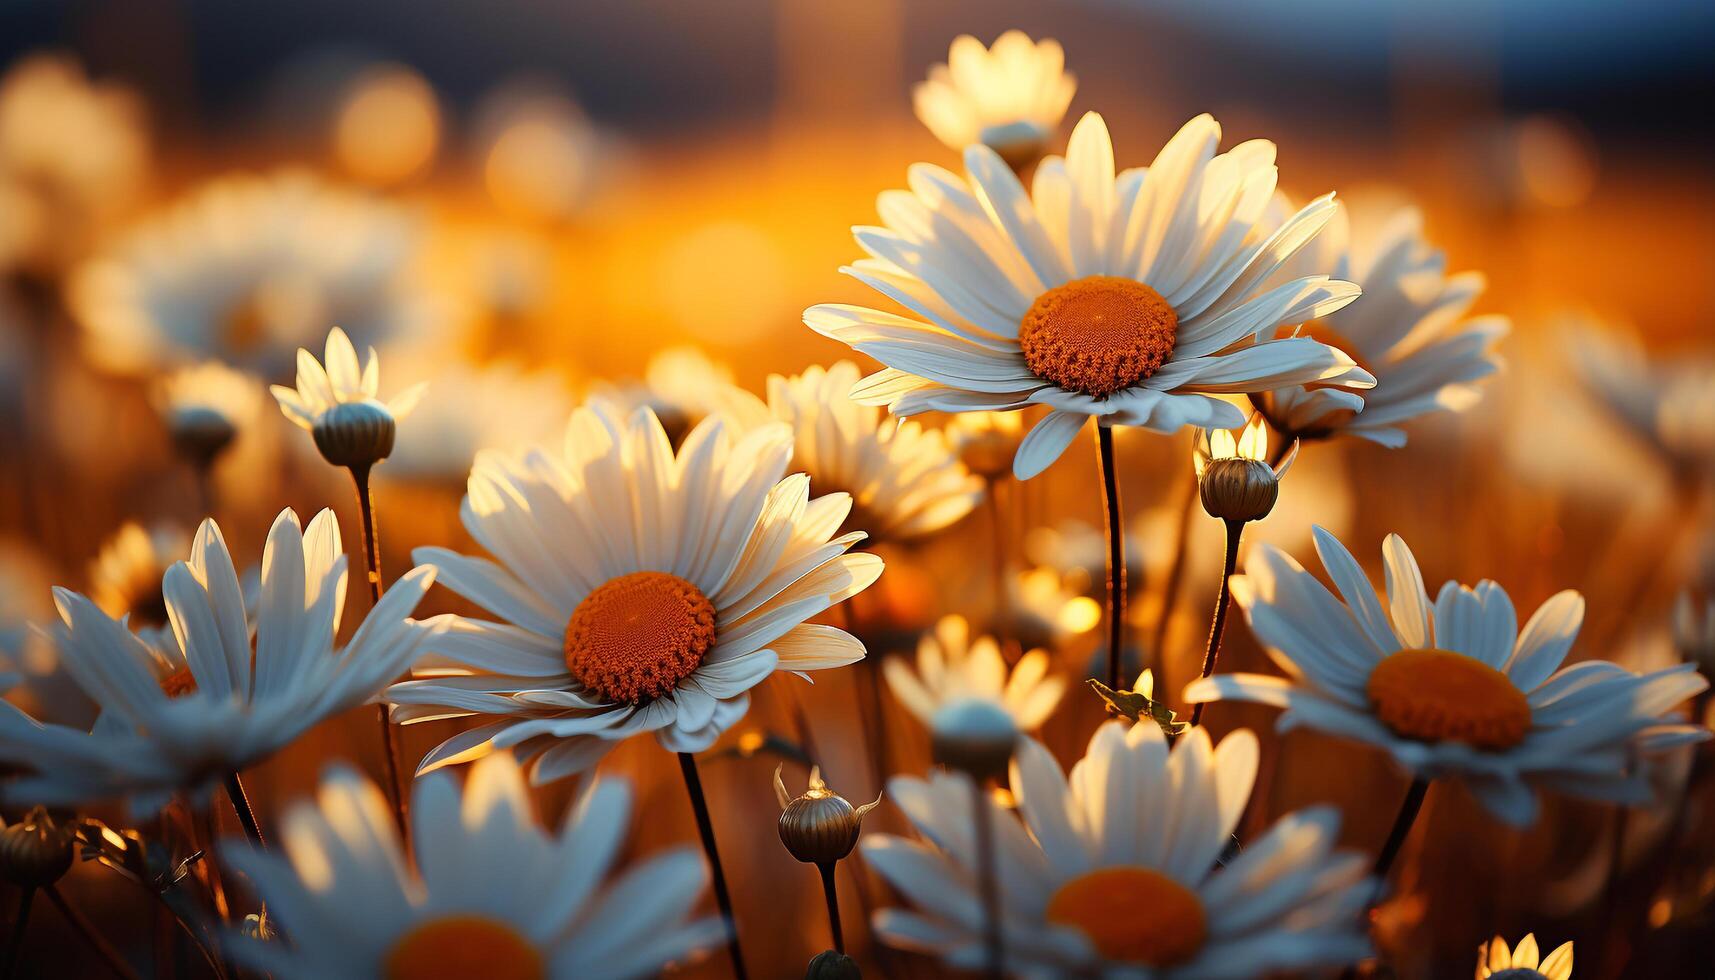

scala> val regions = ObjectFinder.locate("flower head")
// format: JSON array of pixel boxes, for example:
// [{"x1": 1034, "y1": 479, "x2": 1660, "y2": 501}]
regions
[
  {"x1": 1194, "y1": 413, "x2": 1296, "y2": 522},
  {"x1": 1569, "y1": 314, "x2": 1715, "y2": 478},
  {"x1": 774, "y1": 764, "x2": 881, "y2": 864},
  {"x1": 807, "y1": 112, "x2": 1372, "y2": 480},
  {"x1": 1254, "y1": 202, "x2": 1507, "y2": 446},
  {"x1": 865, "y1": 721, "x2": 1373, "y2": 976},
  {"x1": 589, "y1": 346, "x2": 757, "y2": 448},
  {"x1": 389, "y1": 402, "x2": 881, "y2": 783},
  {"x1": 945, "y1": 410, "x2": 1026, "y2": 480},
  {"x1": 223, "y1": 752, "x2": 724, "y2": 979},
  {"x1": 0, "y1": 509, "x2": 442, "y2": 814},
  {"x1": 884, "y1": 614, "x2": 1066, "y2": 734},
  {"x1": 381, "y1": 358, "x2": 574, "y2": 485},
  {"x1": 1185, "y1": 527, "x2": 1711, "y2": 825},
  {"x1": 913, "y1": 31, "x2": 1076, "y2": 170},
  {"x1": 272, "y1": 327, "x2": 425, "y2": 469},
  {"x1": 1477, "y1": 933, "x2": 1572, "y2": 980},
  {"x1": 151, "y1": 362, "x2": 261, "y2": 466}
]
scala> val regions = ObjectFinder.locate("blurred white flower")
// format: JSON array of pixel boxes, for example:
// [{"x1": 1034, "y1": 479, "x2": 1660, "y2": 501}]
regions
[
  {"x1": 225, "y1": 752, "x2": 724, "y2": 979},
  {"x1": 382, "y1": 358, "x2": 573, "y2": 483},
  {"x1": 913, "y1": 30, "x2": 1076, "y2": 168},
  {"x1": 1476, "y1": 933, "x2": 1572, "y2": 980},
  {"x1": 884, "y1": 614, "x2": 1067, "y2": 732},
  {"x1": 1568, "y1": 313, "x2": 1715, "y2": 479}
]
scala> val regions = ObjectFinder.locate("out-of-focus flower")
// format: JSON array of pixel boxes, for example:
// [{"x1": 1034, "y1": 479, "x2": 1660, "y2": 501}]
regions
[
  {"x1": 389, "y1": 404, "x2": 881, "y2": 784},
  {"x1": 223, "y1": 753, "x2": 724, "y2": 979},
  {"x1": 0, "y1": 543, "x2": 91, "y2": 729},
  {"x1": 864, "y1": 721, "x2": 1373, "y2": 976},
  {"x1": 1024, "y1": 517, "x2": 1145, "y2": 598},
  {"x1": 475, "y1": 79, "x2": 600, "y2": 222},
  {"x1": 883, "y1": 614, "x2": 1065, "y2": 732},
  {"x1": 0, "y1": 54, "x2": 147, "y2": 274},
  {"x1": 151, "y1": 361, "x2": 261, "y2": 467},
  {"x1": 912, "y1": 31, "x2": 1076, "y2": 170},
  {"x1": 70, "y1": 171, "x2": 444, "y2": 378},
  {"x1": 0, "y1": 510, "x2": 441, "y2": 815},
  {"x1": 1004, "y1": 565, "x2": 1102, "y2": 652},
  {"x1": 381, "y1": 358, "x2": 573, "y2": 484},
  {"x1": 590, "y1": 346, "x2": 758, "y2": 447},
  {"x1": 1255, "y1": 203, "x2": 1507, "y2": 447},
  {"x1": 1194, "y1": 413, "x2": 1296, "y2": 523},
  {"x1": 1186, "y1": 527, "x2": 1710, "y2": 826},
  {"x1": 1568, "y1": 314, "x2": 1715, "y2": 479},
  {"x1": 1476, "y1": 933, "x2": 1572, "y2": 979},
  {"x1": 774, "y1": 764, "x2": 880, "y2": 865},
  {"x1": 739, "y1": 361, "x2": 984, "y2": 542},
  {"x1": 945, "y1": 410, "x2": 1026, "y2": 481},
  {"x1": 806, "y1": 112, "x2": 1371, "y2": 480},
  {"x1": 332, "y1": 63, "x2": 440, "y2": 186},
  {"x1": 272, "y1": 327, "x2": 425, "y2": 470},
  {"x1": 89, "y1": 521, "x2": 189, "y2": 648},
  {"x1": 928, "y1": 697, "x2": 1019, "y2": 781}
]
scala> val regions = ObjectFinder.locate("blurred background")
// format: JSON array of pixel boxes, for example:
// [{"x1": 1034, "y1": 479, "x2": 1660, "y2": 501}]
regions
[{"x1": 2, "y1": 0, "x2": 1713, "y2": 977}]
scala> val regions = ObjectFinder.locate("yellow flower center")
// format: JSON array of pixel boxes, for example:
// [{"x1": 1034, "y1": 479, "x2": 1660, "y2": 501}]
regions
[
  {"x1": 564, "y1": 571, "x2": 717, "y2": 703},
  {"x1": 159, "y1": 667, "x2": 198, "y2": 699},
  {"x1": 1045, "y1": 866, "x2": 1206, "y2": 966},
  {"x1": 1366, "y1": 648, "x2": 1531, "y2": 750},
  {"x1": 1018, "y1": 277, "x2": 1178, "y2": 397},
  {"x1": 385, "y1": 915, "x2": 544, "y2": 980}
]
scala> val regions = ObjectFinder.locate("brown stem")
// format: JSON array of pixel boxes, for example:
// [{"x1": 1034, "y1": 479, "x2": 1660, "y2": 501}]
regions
[
  {"x1": 1188, "y1": 519, "x2": 1244, "y2": 730},
  {"x1": 677, "y1": 753, "x2": 748, "y2": 980},
  {"x1": 1095, "y1": 425, "x2": 1127, "y2": 690},
  {"x1": 970, "y1": 776, "x2": 1004, "y2": 978},
  {"x1": 349, "y1": 464, "x2": 408, "y2": 841},
  {"x1": 817, "y1": 862, "x2": 844, "y2": 954}
]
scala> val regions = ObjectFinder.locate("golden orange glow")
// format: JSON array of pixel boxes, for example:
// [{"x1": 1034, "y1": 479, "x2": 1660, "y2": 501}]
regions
[
  {"x1": 385, "y1": 916, "x2": 544, "y2": 980},
  {"x1": 334, "y1": 64, "x2": 440, "y2": 185},
  {"x1": 1366, "y1": 649, "x2": 1531, "y2": 750},
  {"x1": 1047, "y1": 867, "x2": 1206, "y2": 965}
]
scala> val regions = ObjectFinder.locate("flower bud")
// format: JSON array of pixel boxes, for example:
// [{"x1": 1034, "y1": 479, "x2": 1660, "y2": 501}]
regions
[
  {"x1": 775, "y1": 766, "x2": 880, "y2": 865},
  {"x1": 312, "y1": 400, "x2": 397, "y2": 469},
  {"x1": 167, "y1": 407, "x2": 238, "y2": 468},
  {"x1": 930, "y1": 699, "x2": 1018, "y2": 783},
  {"x1": 1199, "y1": 457, "x2": 1279, "y2": 523},
  {"x1": 0, "y1": 807, "x2": 75, "y2": 889},
  {"x1": 805, "y1": 949, "x2": 862, "y2": 979}
]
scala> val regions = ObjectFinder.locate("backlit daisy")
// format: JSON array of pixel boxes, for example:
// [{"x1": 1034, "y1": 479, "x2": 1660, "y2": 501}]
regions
[
  {"x1": 864, "y1": 720, "x2": 1373, "y2": 976},
  {"x1": 806, "y1": 112, "x2": 1372, "y2": 480},
  {"x1": 70, "y1": 171, "x2": 444, "y2": 378},
  {"x1": 1253, "y1": 202, "x2": 1507, "y2": 447},
  {"x1": 1184, "y1": 527, "x2": 1710, "y2": 825},
  {"x1": 1476, "y1": 933, "x2": 1572, "y2": 980},
  {"x1": 884, "y1": 614, "x2": 1066, "y2": 733},
  {"x1": 1568, "y1": 314, "x2": 1715, "y2": 478},
  {"x1": 88, "y1": 521, "x2": 189, "y2": 652},
  {"x1": 223, "y1": 752, "x2": 724, "y2": 980},
  {"x1": 0, "y1": 509, "x2": 441, "y2": 814},
  {"x1": 738, "y1": 361, "x2": 984, "y2": 542},
  {"x1": 590, "y1": 346, "x2": 757, "y2": 447},
  {"x1": 913, "y1": 31, "x2": 1076, "y2": 170},
  {"x1": 388, "y1": 402, "x2": 882, "y2": 783},
  {"x1": 150, "y1": 361, "x2": 262, "y2": 461},
  {"x1": 945, "y1": 410, "x2": 1026, "y2": 481},
  {"x1": 381, "y1": 357, "x2": 574, "y2": 484},
  {"x1": 271, "y1": 326, "x2": 426, "y2": 468}
]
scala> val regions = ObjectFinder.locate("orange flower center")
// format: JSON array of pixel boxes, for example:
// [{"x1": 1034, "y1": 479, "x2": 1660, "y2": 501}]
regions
[
  {"x1": 563, "y1": 571, "x2": 717, "y2": 703},
  {"x1": 1045, "y1": 866, "x2": 1206, "y2": 966},
  {"x1": 385, "y1": 915, "x2": 544, "y2": 980},
  {"x1": 1018, "y1": 277, "x2": 1178, "y2": 397},
  {"x1": 159, "y1": 667, "x2": 198, "y2": 699},
  {"x1": 1366, "y1": 648, "x2": 1531, "y2": 750}
]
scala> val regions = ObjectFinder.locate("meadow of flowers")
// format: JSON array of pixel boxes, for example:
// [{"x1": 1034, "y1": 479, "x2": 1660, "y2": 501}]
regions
[{"x1": 0, "y1": 12, "x2": 1711, "y2": 980}]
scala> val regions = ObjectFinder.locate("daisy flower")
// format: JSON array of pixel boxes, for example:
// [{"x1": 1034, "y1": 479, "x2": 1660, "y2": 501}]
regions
[
  {"x1": 738, "y1": 361, "x2": 985, "y2": 542},
  {"x1": 913, "y1": 31, "x2": 1076, "y2": 170},
  {"x1": 805, "y1": 111, "x2": 1373, "y2": 480},
  {"x1": 1476, "y1": 933, "x2": 1572, "y2": 980},
  {"x1": 381, "y1": 358, "x2": 574, "y2": 485},
  {"x1": 945, "y1": 410, "x2": 1027, "y2": 481},
  {"x1": 589, "y1": 346, "x2": 758, "y2": 447},
  {"x1": 1184, "y1": 526, "x2": 1710, "y2": 825},
  {"x1": 1253, "y1": 202, "x2": 1507, "y2": 447},
  {"x1": 883, "y1": 614, "x2": 1067, "y2": 733},
  {"x1": 69, "y1": 171, "x2": 444, "y2": 378},
  {"x1": 223, "y1": 752, "x2": 724, "y2": 980},
  {"x1": 0, "y1": 509, "x2": 441, "y2": 814},
  {"x1": 150, "y1": 361, "x2": 263, "y2": 461},
  {"x1": 1568, "y1": 314, "x2": 1715, "y2": 478},
  {"x1": 388, "y1": 402, "x2": 882, "y2": 783},
  {"x1": 864, "y1": 720, "x2": 1373, "y2": 976},
  {"x1": 271, "y1": 327, "x2": 426, "y2": 468}
]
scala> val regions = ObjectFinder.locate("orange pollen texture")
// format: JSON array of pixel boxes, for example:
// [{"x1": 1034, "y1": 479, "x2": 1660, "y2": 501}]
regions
[
  {"x1": 1018, "y1": 276, "x2": 1178, "y2": 397},
  {"x1": 564, "y1": 571, "x2": 717, "y2": 704},
  {"x1": 385, "y1": 915, "x2": 544, "y2": 980},
  {"x1": 1366, "y1": 648, "x2": 1531, "y2": 751},
  {"x1": 159, "y1": 667, "x2": 198, "y2": 699},
  {"x1": 1045, "y1": 866, "x2": 1207, "y2": 966}
]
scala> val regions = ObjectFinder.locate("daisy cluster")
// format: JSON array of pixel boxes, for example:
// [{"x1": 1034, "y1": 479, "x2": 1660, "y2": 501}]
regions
[{"x1": 0, "y1": 22, "x2": 1709, "y2": 980}]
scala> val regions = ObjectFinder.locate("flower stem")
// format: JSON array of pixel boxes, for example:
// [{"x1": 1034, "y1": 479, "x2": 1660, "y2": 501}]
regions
[
  {"x1": 677, "y1": 752, "x2": 749, "y2": 980},
  {"x1": 44, "y1": 885, "x2": 141, "y2": 980},
  {"x1": 1188, "y1": 519, "x2": 1244, "y2": 729},
  {"x1": 224, "y1": 773, "x2": 266, "y2": 849},
  {"x1": 348, "y1": 463, "x2": 408, "y2": 841},
  {"x1": 3, "y1": 887, "x2": 34, "y2": 980},
  {"x1": 1095, "y1": 424, "x2": 1127, "y2": 690},
  {"x1": 1372, "y1": 778, "x2": 1431, "y2": 892},
  {"x1": 970, "y1": 775, "x2": 1004, "y2": 979},
  {"x1": 817, "y1": 862, "x2": 844, "y2": 954}
]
